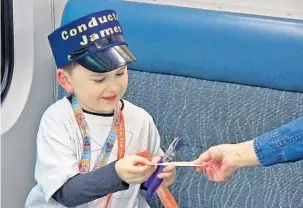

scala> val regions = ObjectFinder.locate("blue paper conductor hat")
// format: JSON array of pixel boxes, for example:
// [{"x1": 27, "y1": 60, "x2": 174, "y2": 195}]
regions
[{"x1": 48, "y1": 0, "x2": 136, "y2": 72}]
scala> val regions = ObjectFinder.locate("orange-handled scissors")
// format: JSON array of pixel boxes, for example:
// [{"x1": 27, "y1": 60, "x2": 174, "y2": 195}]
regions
[{"x1": 137, "y1": 137, "x2": 183, "y2": 208}]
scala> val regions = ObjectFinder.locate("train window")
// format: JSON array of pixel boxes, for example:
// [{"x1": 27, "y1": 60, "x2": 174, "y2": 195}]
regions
[{"x1": 1, "y1": 0, "x2": 14, "y2": 103}]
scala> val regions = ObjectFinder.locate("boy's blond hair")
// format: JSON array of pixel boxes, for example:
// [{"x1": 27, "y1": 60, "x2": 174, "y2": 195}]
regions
[{"x1": 62, "y1": 62, "x2": 78, "y2": 74}]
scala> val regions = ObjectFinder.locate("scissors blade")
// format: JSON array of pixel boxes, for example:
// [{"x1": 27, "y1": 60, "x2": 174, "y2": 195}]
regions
[
  {"x1": 149, "y1": 161, "x2": 203, "y2": 167},
  {"x1": 162, "y1": 137, "x2": 183, "y2": 162}
]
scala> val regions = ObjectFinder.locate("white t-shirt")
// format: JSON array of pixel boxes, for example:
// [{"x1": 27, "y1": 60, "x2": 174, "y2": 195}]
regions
[{"x1": 25, "y1": 97, "x2": 163, "y2": 208}]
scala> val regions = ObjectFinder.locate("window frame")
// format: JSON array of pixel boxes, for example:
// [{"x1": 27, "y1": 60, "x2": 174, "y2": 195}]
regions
[{"x1": 1, "y1": 0, "x2": 14, "y2": 103}]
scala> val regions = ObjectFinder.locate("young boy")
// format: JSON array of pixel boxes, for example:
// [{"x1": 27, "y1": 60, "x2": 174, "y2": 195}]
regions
[{"x1": 25, "y1": 1, "x2": 176, "y2": 207}]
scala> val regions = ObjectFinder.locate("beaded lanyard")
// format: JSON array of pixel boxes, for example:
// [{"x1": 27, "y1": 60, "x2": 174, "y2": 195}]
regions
[{"x1": 71, "y1": 95, "x2": 125, "y2": 207}]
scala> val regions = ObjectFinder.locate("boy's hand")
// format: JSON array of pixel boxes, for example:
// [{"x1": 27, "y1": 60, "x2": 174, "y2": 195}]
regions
[
  {"x1": 157, "y1": 165, "x2": 176, "y2": 187},
  {"x1": 193, "y1": 140, "x2": 259, "y2": 182},
  {"x1": 115, "y1": 155, "x2": 156, "y2": 184},
  {"x1": 152, "y1": 156, "x2": 176, "y2": 187}
]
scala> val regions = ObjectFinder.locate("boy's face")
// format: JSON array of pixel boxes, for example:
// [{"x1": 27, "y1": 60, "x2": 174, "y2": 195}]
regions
[{"x1": 58, "y1": 64, "x2": 128, "y2": 113}]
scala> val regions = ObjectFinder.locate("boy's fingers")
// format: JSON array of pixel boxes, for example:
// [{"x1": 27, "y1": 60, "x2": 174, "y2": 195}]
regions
[
  {"x1": 162, "y1": 165, "x2": 175, "y2": 172},
  {"x1": 157, "y1": 172, "x2": 172, "y2": 179},
  {"x1": 132, "y1": 156, "x2": 152, "y2": 166},
  {"x1": 152, "y1": 156, "x2": 162, "y2": 164},
  {"x1": 127, "y1": 165, "x2": 152, "y2": 174}
]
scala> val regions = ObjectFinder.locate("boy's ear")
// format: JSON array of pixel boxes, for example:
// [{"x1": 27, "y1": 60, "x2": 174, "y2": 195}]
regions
[{"x1": 56, "y1": 69, "x2": 74, "y2": 93}]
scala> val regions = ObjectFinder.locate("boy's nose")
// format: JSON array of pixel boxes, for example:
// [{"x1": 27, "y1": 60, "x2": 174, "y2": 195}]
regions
[{"x1": 106, "y1": 83, "x2": 120, "y2": 93}]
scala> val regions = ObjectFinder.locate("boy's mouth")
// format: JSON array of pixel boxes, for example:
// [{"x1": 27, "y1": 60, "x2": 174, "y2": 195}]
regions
[{"x1": 103, "y1": 95, "x2": 117, "y2": 102}]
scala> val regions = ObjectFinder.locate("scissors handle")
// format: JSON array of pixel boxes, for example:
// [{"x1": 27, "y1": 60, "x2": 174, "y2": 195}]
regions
[
  {"x1": 144, "y1": 159, "x2": 164, "y2": 199},
  {"x1": 137, "y1": 151, "x2": 179, "y2": 208},
  {"x1": 144, "y1": 137, "x2": 183, "y2": 197}
]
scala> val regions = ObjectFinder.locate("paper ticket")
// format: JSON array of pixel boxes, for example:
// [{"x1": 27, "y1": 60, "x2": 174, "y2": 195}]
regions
[{"x1": 150, "y1": 161, "x2": 203, "y2": 167}]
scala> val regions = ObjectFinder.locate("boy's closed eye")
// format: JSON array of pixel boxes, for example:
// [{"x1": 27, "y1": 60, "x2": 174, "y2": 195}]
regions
[
  {"x1": 90, "y1": 67, "x2": 126, "y2": 82},
  {"x1": 116, "y1": 71, "x2": 125, "y2": 76},
  {"x1": 116, "y1": 68, "x2": 126, "y2": 76},
  {"x1": 92, "y1": 77, "x2": 105, "y2": 83}
]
